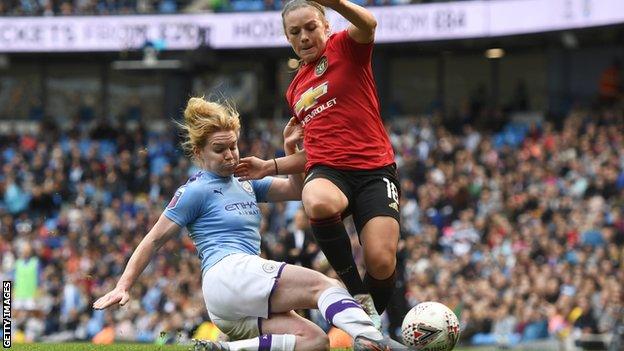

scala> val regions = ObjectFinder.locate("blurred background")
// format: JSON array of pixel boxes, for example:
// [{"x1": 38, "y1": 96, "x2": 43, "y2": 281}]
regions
[{"x1": 0, "y1": 0, "x2": 623, "y2": 350}]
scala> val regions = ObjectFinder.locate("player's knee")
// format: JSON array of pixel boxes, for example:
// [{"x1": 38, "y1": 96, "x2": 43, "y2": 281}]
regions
[
  {"x1": 302, "y1": 199, "x2": 340, "y2": 219},
  {"x1": 302, "y1": 191, "x2": 345, "y2": 219},
  {"x1": 306, "y1": 273, "x2": 343, "y2": 305},
  {"x1": 309, "y1": 273, "x2": 335, "y2": 296},
  {"x1": 318, "y1": 276, "x2": 343, "y2": 293},
  {"x1": 367, "y1": 253, "x2": 396, "y2": 278},
  {"x1": 326, "y1": 277, "x2": 342, "y2": 289},
  {"x1": 364, "y1": 239, "x2": 397, "y2": 277}
]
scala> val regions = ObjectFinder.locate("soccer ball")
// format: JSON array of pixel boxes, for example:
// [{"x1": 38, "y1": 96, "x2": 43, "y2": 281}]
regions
[{"x1": 401, "y1": 301, "x2": 460, "y2": 350}]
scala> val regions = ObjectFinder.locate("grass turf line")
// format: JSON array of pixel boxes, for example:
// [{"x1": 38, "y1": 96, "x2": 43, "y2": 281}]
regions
[{"x1": 6, "y1": 343, "x2": 493, "y2": 351}]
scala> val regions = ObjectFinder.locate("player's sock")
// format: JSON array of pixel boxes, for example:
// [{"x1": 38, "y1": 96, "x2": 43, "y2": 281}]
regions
[
  {"x1": 310, "y1": 214, "x2": 367, "y2": 296},
  {"x1": 317, "y1": 286, "x2": 383, "y2": 341},
  {"x1": 226, "y1": 334, "x2": 296, "y2": 351},
  {"x1": 364, "y1": 269, "x2": 397, "y2": 314}
]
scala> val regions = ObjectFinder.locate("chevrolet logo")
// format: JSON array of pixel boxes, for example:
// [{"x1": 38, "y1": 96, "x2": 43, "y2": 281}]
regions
[{"x1": 294, "y1": 82, "x2": 328, "y2": 115}]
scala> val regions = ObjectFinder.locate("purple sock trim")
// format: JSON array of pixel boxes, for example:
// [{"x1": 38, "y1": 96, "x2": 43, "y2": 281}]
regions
[
  {"x1": 258, "y1": 334, "x2": 272, "y2": 351},
  {"x1": 267, "y1": 262, "x2": 287, "y2": 316},
  {"x1": 325, "y1": 298, "x2": 361, "y2": 325},
  {"x1": 257, "y1": 317, "x2": 263, "y2": 335}
]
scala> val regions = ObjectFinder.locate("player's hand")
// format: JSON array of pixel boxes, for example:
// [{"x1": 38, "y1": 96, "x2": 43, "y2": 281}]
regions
[
  {"x1": 93, "y1": 287, "x2": 130, "y2": 310},
  {"x1": 235, "y1": 156, "x2": 271, "y2": 181},
  {"x1": 283, "y1": 117, "x2": 303, "y2": 150}
]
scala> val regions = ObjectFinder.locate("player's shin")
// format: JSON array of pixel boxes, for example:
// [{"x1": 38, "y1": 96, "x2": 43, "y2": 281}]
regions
[
  {"x1": 317, "y1": 286, "x2": 383, "y2": 342},
  {"x1": 309, "y1": 214, "x2": 367, "y2": 296},
  {"x1": 364, "y1": 270, "x2": 397, "y2": 314}
]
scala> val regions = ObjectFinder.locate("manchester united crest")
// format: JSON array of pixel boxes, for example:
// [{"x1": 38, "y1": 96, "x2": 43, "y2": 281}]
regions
[{"x1": 315, "y1": 56, "x2": 328, "y2": 76}]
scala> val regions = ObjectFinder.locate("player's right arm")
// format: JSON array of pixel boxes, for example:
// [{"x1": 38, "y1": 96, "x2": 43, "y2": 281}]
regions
[
  {"x1": 265, "y1": 117, "x2": 305, "y2": 201},
  {"x1": 235, "y1": 119, "x2": 307, "y2": 181},
  {"x1": 235, "y1": 151, "x2": 306, "y2": 181},
  {"x1": 316, "y1": 0, "x2": 377, "y2": 43},
  {"x1": 93, "y1": 214, "x2": 180, "y2": 309}
]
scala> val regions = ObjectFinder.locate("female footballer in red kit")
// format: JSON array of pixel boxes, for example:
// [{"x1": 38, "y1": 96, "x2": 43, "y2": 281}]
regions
[{"x1": 236, "y1": 0, "x2": 401, "y2": 329}]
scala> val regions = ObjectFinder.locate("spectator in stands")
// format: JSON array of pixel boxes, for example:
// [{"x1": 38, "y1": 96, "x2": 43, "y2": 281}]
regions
[
  {"x1": 282, "y1": 208, "x2": 318, "y2": 268},
  {"x1": 13, "y1": 243, "x2": 40, "y2": 312},
  {"x1": 599, "y1": 58, "x2": 622, "y2": 106},
  {"x1": 1, "y1": 90, "x2": 623, "y2": 348}
]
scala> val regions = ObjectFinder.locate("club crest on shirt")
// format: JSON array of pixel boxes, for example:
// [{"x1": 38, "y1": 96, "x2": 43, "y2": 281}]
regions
[
  {"x1": 262, "y1": 262, "x2": 278, "y2": 273},
  {"x1": 241, "y1": 181, "x2": 254, "y2": 196},
  {"x1": 315, "y1": 56, "x2": 328, "y2": 76},
  {"x1": 167, "y1": 187, "x2": 186, "y2": 209}
]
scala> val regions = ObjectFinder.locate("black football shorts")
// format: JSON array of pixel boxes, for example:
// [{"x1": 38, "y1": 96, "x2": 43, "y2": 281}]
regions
[{"x1": 304, "y1": 163, "x2": 401, "y2": 234}]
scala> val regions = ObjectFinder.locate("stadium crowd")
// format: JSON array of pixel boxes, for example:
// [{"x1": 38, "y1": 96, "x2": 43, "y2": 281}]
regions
[
  {"x1": 0, "y1": 0, "x2": 472, "y2": 16},
  {"x1": 1, "y1": 99, "x2": 623, "y2": 348}
]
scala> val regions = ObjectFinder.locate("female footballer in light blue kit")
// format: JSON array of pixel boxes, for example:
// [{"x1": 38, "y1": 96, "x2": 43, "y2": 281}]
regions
[{"x1": 93, "y1": 97, "x2": 400, "y2": 351}]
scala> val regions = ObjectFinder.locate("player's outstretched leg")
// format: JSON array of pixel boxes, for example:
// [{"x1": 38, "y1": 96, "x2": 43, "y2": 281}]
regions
[
  {"x1": 270, "y1": 264, "x2": 409, "y2": 348},
  {"x1": 192, "y1": 332, "x2": 299, "y2": 351}
]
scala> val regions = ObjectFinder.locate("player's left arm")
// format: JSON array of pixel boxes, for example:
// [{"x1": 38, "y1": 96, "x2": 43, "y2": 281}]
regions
[
  {"x1": 235, "y1": 150, "x2": 306, "y2": 181},
  {"x1": 318, "y1": 0, "x2": 377, "y2": 43},
  {"x1": 266, "y1": 117, "x2": 305, "y2": 202},
  {"x1": 93, "y1": 215, "x2": 180, "y2": 309}
]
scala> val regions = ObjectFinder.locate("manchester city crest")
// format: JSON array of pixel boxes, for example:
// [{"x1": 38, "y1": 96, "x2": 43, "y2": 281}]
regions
[
  {"x1": 241, "y1": 181, "x2": 254, "y2": 195},
  {"x1": 262, "y1": 262, "x2": 277, "y2": 273}
]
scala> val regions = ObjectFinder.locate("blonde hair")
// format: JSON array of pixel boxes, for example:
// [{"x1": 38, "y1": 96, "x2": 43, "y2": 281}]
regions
[{"x1": 178, "y1": 96, "x2": 241, "y2": 161}]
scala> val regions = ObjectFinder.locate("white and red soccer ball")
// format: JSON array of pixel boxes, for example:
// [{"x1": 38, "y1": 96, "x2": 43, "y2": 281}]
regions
[{"x1": 401, "y1": 301, "x2": 461, "y2": 350}]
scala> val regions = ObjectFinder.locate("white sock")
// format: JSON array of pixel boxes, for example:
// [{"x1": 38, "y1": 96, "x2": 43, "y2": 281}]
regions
[
  {"x1": 270, "y1": 334, "x2": 296, "y2": 351},
  {"x1": 317, "y1": 286, "x2": 383, "y2": 341},
  {"x1": 227, "y1": 334, "x2": 296, "y2": 351}
]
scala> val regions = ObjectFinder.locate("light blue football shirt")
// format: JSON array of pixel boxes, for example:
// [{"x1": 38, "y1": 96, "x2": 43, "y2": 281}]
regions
[{"x1": 163, "y1": 170, "x2": 273, "y2": 273}]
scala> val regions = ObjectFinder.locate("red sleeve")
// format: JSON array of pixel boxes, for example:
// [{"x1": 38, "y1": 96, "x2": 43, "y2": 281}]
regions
[
  {"x1": 286, "y1": 75, "x2": 297, "y2": 117},
  {"x1": 330, "y1": 30, "x2": 373, "y2": 66}
]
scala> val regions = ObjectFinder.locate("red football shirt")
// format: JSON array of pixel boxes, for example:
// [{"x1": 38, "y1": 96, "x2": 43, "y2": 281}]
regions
[{"x1": 286, "y1": 30, "x2": 395, "y2": 172}]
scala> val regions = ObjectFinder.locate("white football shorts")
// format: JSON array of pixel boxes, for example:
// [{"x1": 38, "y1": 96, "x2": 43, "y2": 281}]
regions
[{"x1": 202, "y1": 253, "x2": 286, "y2": 340}]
